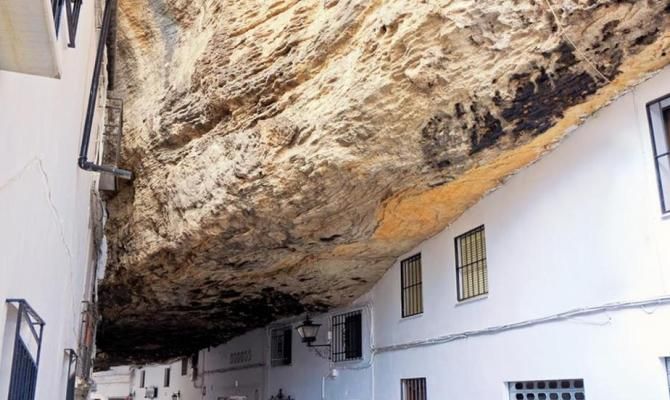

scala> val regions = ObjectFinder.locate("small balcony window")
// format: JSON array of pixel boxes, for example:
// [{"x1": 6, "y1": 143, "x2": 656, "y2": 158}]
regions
[{"x1": 4, "y1": 299, "x2": 45, "y2": 400}]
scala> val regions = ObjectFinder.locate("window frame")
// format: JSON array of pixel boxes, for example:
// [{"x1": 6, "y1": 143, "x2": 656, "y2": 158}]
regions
[
  {"x1": 270, "y1": 327, "x2": 292, "y2": 367},
  {"x1": 331, "y1": 310, "x2": 363, "y2": 362},
  {"x1": 646, "y1": 94, "x2": 670, "y2": 215},
  {"x1": 5, "y1": 299, "x2": 45, "y2": 400},
  {"x1": 454, "y1": 225, "x2": 488, "y2": 302},
  {"x1": 401, "y1": 377, "x2": 427, "y2": 400},
  {"x1": 400, "y1": 253, "x2": 423, "y2": 318}
]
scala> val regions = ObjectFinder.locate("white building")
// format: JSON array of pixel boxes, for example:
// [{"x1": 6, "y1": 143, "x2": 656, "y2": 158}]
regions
[
  {"x1": 0, "y1": 0, "x2": 128, "y2": 399},
  {"x1": 94, "y1": 64, "x2": 670, "y2": 400}
]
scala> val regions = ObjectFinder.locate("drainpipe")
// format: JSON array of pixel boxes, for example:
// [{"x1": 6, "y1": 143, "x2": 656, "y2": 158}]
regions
[{"x1": 77, "y1": 0, "x2": 132, "y2": 180}]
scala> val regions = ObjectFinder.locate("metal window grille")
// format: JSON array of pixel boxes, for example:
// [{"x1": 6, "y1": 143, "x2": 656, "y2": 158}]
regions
[
  {"x1": 181, "y1": 358, "x2": 188, "y2": 376},
  {"x1": 646, "y1": 96, "x2": 670, "y2": 214},
  {"x1": 455, "y1": 225, "x2": 488, "y2": 301},
  {"x1": 163, "y1": 367, "x2": 170, "y2": 387},
  {"x1": 402, "y1": 378, "x2": 427, "y2": 400},
  {"x1": 191, "y1": 352, "x2": 199, "y2": 381},
  {"x1": 270, "y1": 327, "x2": 292, "y2": 366},
  {"x1": 230, "y1": 349, "x2": 252, "y2": 364},
  {"x1": 5, "y1": 299, "x2": 45, "y2": 400},
  {"x1": 509, "y1": 379, "x2": 586, "y2": 400},
  {"x1": 65, "y1": 349, "x2": 78, "y2": 400},
  {"x1": 401, "y1": 254, "x2": 423, "y2": 317},
  {"x1": 140, "y1": 370, "x2": 146, "y2": 388},
  {"x1": 331, "y1": 310, "x2": 362, "y2": 362},
  {"x1": 50, "y1": 0, "x2": 84, "y2": 47}
]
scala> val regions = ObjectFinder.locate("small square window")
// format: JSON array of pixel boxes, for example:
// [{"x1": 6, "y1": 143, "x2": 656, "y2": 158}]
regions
[
  {"x1": 271, "y1": 327, "x2": 292, "y2": 366},
  {"x1": 401, "y1": 254, "x2": 423, "y2": 318},
  {"x1": 331, "y1": 310, "x2": 362, "y2": 362},
  {"x1": 163, "y1": 367, "x2": 170, "y2": 387},
  {"x1": 509, "y1": 379, "x2": 585, "y2": 400},
  {"x1": 402, "y1": 378, "x2": 427, "y2": 400},
  {"x1": 455, "y1": 225, "x2": 488, "y2": 301}
]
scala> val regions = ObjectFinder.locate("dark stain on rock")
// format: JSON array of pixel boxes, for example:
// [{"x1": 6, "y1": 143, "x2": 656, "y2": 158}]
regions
[{"x1": 96, "y1": 287, "x2": 308, "y2": 367}]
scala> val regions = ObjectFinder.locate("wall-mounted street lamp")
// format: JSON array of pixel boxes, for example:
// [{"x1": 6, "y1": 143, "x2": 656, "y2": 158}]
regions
[
  {"x1": 295, "y1": 316, "x2": 330, "y2": 349},
  {"x1": 171, "y1": 391, "x2": 181, "y2": 400}
]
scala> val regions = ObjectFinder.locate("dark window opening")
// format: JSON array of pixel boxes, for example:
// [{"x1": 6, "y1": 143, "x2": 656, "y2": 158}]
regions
[
  {"x1": 401, "y1": 253, "x2": 423, "y2": 317},
  {"x1": 140, "y1": 370, "x2": 145, "y2": 388},
  {"x1": 270, "y1": 327, "x2": 292, "y2": 366},
  {"x1": 191, "y1": 352, "x2": 199, "y2": 381},
  {"x1": 163, "y1": 367, "x2": 170, "y2": 387},
  {"x1": 331, "y1": 310, "x2": 362, "y2": 362},
  {"x1": 402, "y1": 378, "x2": 427, "y2": 400},
  {"x1": 6, "y1": 299, "x2": 45, "y2": 400},
  {"x1": 455, "y1": 225, "x2": 488, "y2": 301},
  {"x1": 181, "y1": 358, "x2": 188, "y2": 376},
  {"x1": 646, "y1": 96, "x2": 670, "y2": 214}
]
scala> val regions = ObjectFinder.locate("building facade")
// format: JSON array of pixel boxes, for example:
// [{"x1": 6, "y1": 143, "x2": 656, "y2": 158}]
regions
[
  {"x1": 0, "y1": 0, "x2": 120, "y2": 399},
  {"x1": 93, "y1": 63, "x2": 670, "y2": 400}
]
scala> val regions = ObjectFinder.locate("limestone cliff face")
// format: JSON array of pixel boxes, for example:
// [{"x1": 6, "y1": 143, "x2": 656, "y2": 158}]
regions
[{"x1": 98, "y1": 0, "x2": 670, "y2": 364}]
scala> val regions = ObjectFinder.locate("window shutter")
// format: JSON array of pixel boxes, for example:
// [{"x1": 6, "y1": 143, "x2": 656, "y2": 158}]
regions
[
  {"x1": 283, "y1": 328, "x2": 292, "y2": 365},
  {"x1": 344, "y1": 312, "x2": 362, "y2": 359}
]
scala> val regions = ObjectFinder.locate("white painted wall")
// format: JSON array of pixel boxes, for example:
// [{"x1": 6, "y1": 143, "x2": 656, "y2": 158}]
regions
[
  {"x1": 97, "y1": 66, "x2": 670, "y2": 400},
  {"x1": 0, "y1": 1, "x2": 104, "y2": 399},
  {"x1": 90, "y1": 366, "x2": 133, "y2": 400}
]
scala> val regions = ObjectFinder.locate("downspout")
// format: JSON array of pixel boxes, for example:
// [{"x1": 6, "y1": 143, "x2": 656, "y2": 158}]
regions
[{"x1": 77, "y1": 0, "x2": 132, "y2": 180}]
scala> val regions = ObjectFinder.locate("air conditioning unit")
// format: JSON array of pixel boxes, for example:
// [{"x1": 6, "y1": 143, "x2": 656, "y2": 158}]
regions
[{"x1": 144, "y1": 387, "x2": 158, "y2": 399}]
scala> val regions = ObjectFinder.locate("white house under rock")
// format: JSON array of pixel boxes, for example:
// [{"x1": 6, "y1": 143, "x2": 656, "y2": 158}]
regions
[{"x1": 92, "y1": 63, "x2": 670, "y2": 400}]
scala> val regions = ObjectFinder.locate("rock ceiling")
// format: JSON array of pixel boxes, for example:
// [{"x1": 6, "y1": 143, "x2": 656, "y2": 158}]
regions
[{"x1": 97, "y1": 0, "x2": 670, "y2": 365}]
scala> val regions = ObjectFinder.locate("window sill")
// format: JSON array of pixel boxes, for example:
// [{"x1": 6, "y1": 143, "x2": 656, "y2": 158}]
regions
[
  {"x1": 455, "y1": 294, "x2": 488, "y2": 306},
  {"x1": 399, "y1": 313, "x2": 424, "y2": 322}
]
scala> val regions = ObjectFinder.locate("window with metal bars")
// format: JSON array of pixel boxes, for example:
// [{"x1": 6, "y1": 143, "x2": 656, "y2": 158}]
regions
[
  {"x1": 5, "y1": 299, "x2": 45, "y2": 400},
  {"x1": 455, "y1": 225, "x2": 488, "y2": 301},
  {"x1": 647, "y1": 96, "x2": 670, "y2": 214},
  {"x1": 163, "y1": 367, "x2": 170, "y2": 387},
  {"x1": 331, "y1": 310, "x2": 362, "y2": 362},
  {"x1": 509, "y1": 379, "x2": 585, "y2": 400},
  {"x1": 401, "y1": 254, "x2": 423, "y2": 317},
  {"x1": 140, "y1": 370, "x2": 146, "y2": 388},
  {"x1": 270, "y1": 327, "x2": 292, "y2": 366},
  {"x1": 181, "y1": 357, "x2": 188, "y2": 376},
  {"x1": 402, "y1": 378, "x2": 427, "y2": 400}
]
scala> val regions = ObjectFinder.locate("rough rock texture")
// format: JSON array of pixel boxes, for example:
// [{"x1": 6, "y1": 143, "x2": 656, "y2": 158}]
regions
[{"x1": 98, "y1": 0, "x2": 670, "y2": 365}]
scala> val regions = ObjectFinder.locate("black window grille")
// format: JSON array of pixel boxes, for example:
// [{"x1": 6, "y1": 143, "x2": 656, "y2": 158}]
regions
[
  {"x1": 181, "y1": 358, "x2": 188, "y2": 376},
  {"x1": 50, "y1": 0, "x2": 84, "y2": 47},
  {"x1": 402, "y1": 378, "x2": 427, "y2": 400},
  {"x1": 401, "y1": 254, "x2": 423, "y2": 317},
  {"x1": 270, "y1": 327, "x2": 292, "y2": 366},
  {"x1": 65, "y1": 349, "x2": 78, "y2": 400},
  {"x1": 191, "y1": 352, "x2": 199, "y2": 381},
  {"x1": 647, "y1": 95, "x2": 670, "y2": 214},
  {"x1": 140, "y1": 370, "x2": 146, "y2": 388},
  {"x1": 163, "y1": 368, "x2": 170, "y2": 387},
  {"x1": 331, "y1": 310, "x2": 362, "y2": 362},
  {"x1": 509, "y1": 379, "x2": 586, "y2": 400},
  {"x1": 5, "y1": 299, "x2": 45, "y2": 400},
  {"x1": 455, "y1": 225, "x2": 488, "y2": 301}
]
